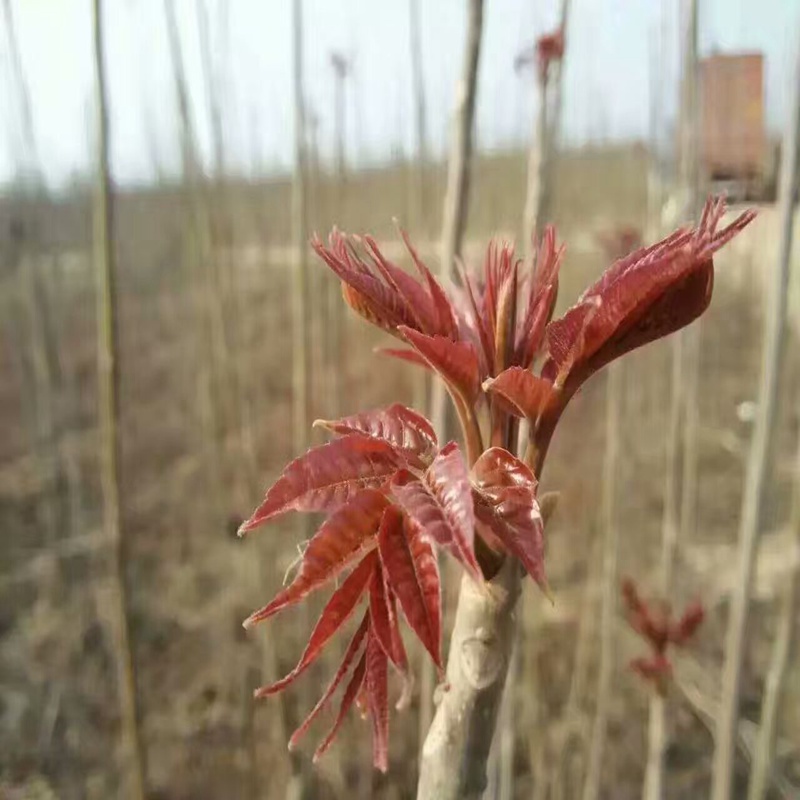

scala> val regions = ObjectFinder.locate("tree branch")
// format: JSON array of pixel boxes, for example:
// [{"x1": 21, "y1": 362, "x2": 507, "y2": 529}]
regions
[{"x1": 417, "y1": 558, "x2": 520, "y2": 799}]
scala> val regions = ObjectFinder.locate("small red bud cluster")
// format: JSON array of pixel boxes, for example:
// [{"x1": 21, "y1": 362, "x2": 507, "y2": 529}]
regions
[
  {"x1": 621, "y1": 577, "x2": 705, "y2": 695},
  {"x1": 535, "y1": 28, "x2": 565, "y2": 83}
]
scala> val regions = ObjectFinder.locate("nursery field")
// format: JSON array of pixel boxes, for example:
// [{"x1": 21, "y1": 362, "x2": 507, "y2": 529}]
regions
[{"x1": 1, "y1": 144, "x2": 798, "y2": 799}]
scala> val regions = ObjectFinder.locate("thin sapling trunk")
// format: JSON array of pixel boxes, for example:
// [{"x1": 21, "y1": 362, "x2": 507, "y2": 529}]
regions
[{"x1": 92, "y1": 2, "x2": 147, "y2": 797}]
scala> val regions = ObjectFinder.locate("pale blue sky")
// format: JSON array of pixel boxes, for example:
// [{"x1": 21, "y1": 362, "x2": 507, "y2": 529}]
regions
[{"x1": 1, "y1": 0, "x2": 798, "y2": 189}]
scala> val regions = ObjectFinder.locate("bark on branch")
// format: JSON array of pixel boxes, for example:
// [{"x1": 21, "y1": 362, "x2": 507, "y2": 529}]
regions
[{"x1": 417, "y1": 559, "x2": 521, "y2": 799}]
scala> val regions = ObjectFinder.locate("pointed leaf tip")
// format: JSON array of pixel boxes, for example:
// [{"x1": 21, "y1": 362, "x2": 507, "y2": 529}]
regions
[
  {"x1": 540, "y1": 578, "x2": 556, "y2": 606},
  {"x1": 288, "y1": 612, "x2": 370, "y2": 751},
  {"x1": 244, "y1": 493, "x2": 387, "y2": 626},
  {"x1": 242, "y1": 436, "x2": 402, "y2": 529},
  {"x1": 313, "y1": 649, "x2": 368, "y2": 762},
  {"x1": 255, "y1": 554, "x2": 376, "y2": 696}
]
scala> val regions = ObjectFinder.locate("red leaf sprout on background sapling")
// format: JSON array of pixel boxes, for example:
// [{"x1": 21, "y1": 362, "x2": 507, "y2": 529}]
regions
[
  {"x1": 237, "y1": 196, "x2": 754, "y2": 771},
  {"x1": 622, "y1": 577, "x2": 705, "y2": 696}
]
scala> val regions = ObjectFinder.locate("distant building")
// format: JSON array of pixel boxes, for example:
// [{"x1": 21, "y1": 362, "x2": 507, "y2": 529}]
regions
[{"x1": 700, "y1": 52, "x2": 773, "y2": 199}]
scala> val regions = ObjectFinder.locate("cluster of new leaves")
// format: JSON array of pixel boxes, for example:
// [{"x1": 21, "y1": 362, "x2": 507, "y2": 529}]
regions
[
  {"x1": 240, "y1": 196, "x2": 753, "y2": 769},
  {"x1": 238, "y1": 405, "x2": 543, "y2": 770},
  {"x1": 314, "y1": 196, "x2": 754, "y2": 476},
  {"x1": 621, "y1": 578, "x2": 705, "y2": 695}
]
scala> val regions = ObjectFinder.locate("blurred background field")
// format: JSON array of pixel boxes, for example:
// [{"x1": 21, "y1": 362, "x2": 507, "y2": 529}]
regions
[{"x1": 1, "y1": 1, "x2": 799, "y2": 799}]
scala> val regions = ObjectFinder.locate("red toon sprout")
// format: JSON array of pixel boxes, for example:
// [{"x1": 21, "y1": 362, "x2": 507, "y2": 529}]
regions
[
  {"x1": 239, "y1": 196, "x2": 752, "y2": 769},
  {"x1": 622, "y1": 577, "x2": 706, "y2": 695}
]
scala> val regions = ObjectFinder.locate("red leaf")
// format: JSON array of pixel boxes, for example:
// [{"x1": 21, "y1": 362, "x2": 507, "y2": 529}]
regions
[
  {"x1": 243, "y1": 492, "x2": 388, "y2": 626},
  {"x1": 542, "y1": 296, "x2": 601, "y2": 386},
  {"x1": 373, "y1": 570, "x2": 413, "y2": 710},
  {"x1": 456, "y1": 264, "x2": 495, "y2": 375},
  {"x1": 621, "y1": 581, "x2": 669, "y2": 651},
  {"x1": 542, "y1": 199, "x2": 755, "y2": 389},
  {"x1": 589, "y1": 260, "x2": 712, "y2": 374},
  {"x1": 239, "y1": 437, "x2": 401, "y2": 532},
  {"x1": 398, "y1": 227, "x2": 459, "y2": 339},
  {"x1": 515, "y1": 282, "x2": 557, "y2": 368},
  {"x1": 255, "y1": 552, "x2": 376, "y2": 695},
  {"x1": 368, "y1": 561, "x2": 405, "y2": 672},
  {"x1": 366, "y1": 629, "x2": 390, "y2": 773},
  {"x1": 583, "y1": 229, "x2": 688, "y2": 303},
  {"x1": 471, "y1": 446, "x2": 538, "y2": 491},
  {"x1": 391, "y1": 443, "x2": 481, "y2": 582},
  {"x1": 313, "y1": 234, "x2": 417, "y2": 333},
  {"x1": 288, "y1": 611, "x2": 369, "y2": 750},
  {"x1": 531, "y1": 225, "x2": 563, "y2": 291},
  {"x1": 377, "y1": 506, "x2": 442, "y2": 669},
  {"x1": 471, "y1": 448, "x2": 547, "y2": 591},
  {"x1": 621, "y1": 577, "x2": 647, "y2": 617},
  {"x1": 398, "y1": 326, "x2": 481, "y2": 405},
  {"x1": 515, "y1": 227, "x2": 562, "y2": 367},
  {"x1": 581, "y1": 247, "x2": 701, "y2": 370},
  {"x1": 483, "y1": 367, "x2": 556, "y2": 422},
  {"x1": 375, "y1": 346, "x2": 433, "y2": 370},
  {"x1": 315, "y1": 404, "x2": 438, "y2": 465},
  {"x1": 341, "y1": 284, "x2": 398, "y2": 333},
  {"x1": 364, "y1": 235, "x2": 442, "y2": 335},
  {"x1": 313, "y1": 649, "x2": 368, "y2": 762}
]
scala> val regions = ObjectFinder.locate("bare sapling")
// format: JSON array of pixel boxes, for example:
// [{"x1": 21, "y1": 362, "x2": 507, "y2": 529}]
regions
[
  {"x1": 518, "y1": 25, "x2": 566, "y2": 248},
  {"x1": 163, "y1": 0, "x2": 226, "y2": 532},
  {"x1": 408, "y1": 0, "x2": 428, "y2": 237},
  {"x1": 430, "y1": 0, "x2": 484, "y2": 444},
  {"x1": 197, "y1": 0, "x2": 239, "y2": 435},
  {"x1": 2, "y1": 0, "x2": 68, "y2": 546},
  {"x1": 283, "y1": 1, "x2": 314, "y2": 797},
  {"x1": 92, "y1": 1, "x2": 146, "y2": 797},
  {"x1": 325, "y1": 51, "x2": 352, "y2": 420},
  {"x1": 235, "y1": 194, "x2": 754, "y2": 799}
]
